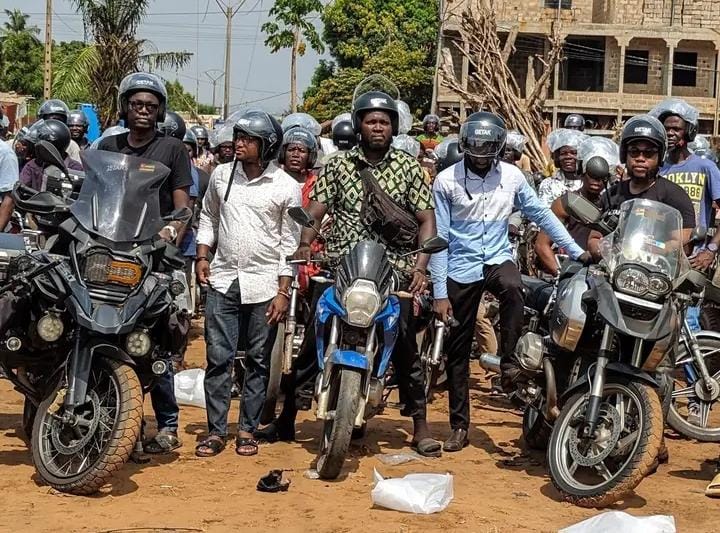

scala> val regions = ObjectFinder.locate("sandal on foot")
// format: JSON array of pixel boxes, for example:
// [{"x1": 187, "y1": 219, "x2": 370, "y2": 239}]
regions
[
  {"x1": 144, "y1": 431, "x2": 182, "y2": 454},
  {"x1": 411, "y1": 437, "x2": 442, "y2": 458},
  {"x1": 706, "y1": 472, "x2": 720, "y2": 498},
  {"x1": 235, "y1": 437, "x2": 259, "y2": 456},
  {"x1": 443, "y1": 429, "x2": 469, "y2": 452},
  {"x1": 195, "y1": 435, "x2": 226, "y2": 457},
  {"x1": 254, "y1": 421, "x2": 295, "y2": 443}
]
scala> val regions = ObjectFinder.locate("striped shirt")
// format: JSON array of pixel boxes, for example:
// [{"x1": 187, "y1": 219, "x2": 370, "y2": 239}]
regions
[{"x1": 429, "y1": 160, "x2": 584, "y2": 299}]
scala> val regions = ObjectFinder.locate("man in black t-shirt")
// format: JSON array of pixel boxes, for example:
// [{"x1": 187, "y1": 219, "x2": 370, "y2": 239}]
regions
[{"x1": 98, "y1": 72, "x2": 192, "y2": 455}]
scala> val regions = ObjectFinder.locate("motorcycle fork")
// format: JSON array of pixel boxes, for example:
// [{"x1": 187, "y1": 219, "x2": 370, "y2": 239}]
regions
[
  {"x1": 356, "y1": 324, "x2": 377, "y2": 427},
  {"x1": 681, "y1": 320, "x2": 714, "y2": 389},
  {"x1": 582, "y1": 325, "x2": 614, "y2": 438},
  {"x1": 429, "y1": 320, "x2": 446, "y2": 366},
  {"x1": 63, "y1": 331, "x2": 92, "y2": 413},
  {"x1": 316, "y1": 316, "x2": 340, "y2": 420},
  {"x1": 282, "y1": 278, "x2": 300, "y2": 374}
]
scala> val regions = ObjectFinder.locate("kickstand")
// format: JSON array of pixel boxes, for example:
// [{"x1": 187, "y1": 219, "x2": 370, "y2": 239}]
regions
[{"x1": 130, "y1": 427, "x2": 151, "y2": 464}]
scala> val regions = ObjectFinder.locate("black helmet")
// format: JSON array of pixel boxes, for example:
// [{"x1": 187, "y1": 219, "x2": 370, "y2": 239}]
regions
[
  {"x1": 434, "y1": 139, "x2": 463, "y2": 172},
  {"x1": 564, "y1": 114, "x2": 585, "y2": 131},
  {"x1": 584, "y1": 157, "x2": 611, "y2": 181},
  {"x1": 620, "y1": 114, "x2": 667, "y2": 163},
  {"x1": 183, "y1": 129, "x2": 198, "y2": 157},
  {"x1": 232, "y1": 109, "x2": 284, "y2": 163},
  {"x1": 278, "y1": 126, "x2": 318, "y2": 168},
  {"x1": 459, "y1": 111, "x2": 507, "y2": 160},
  {"x1": 332, "y1": 120, "x2": 357, "y2": 150},
  {"x1": 158, "y1": 111, "x2": 186, "y2": 140},
  {"x1": 36, "y1": 119, "x2": 72, "y2": 154},
  {"x1": 38, "y1": 99, "x2": 70, "y2": 123},
  {"x1": 67, "y1": 109, "x2": 89, "y2": 128},
  {"x1": 351, "y1": 91, "x2": 399, "y2": 135},
  {"x1": 190, "y1": 124, "x2": 209, "y2": 140},
  {"x1": 118, "y1": 72, "x2": 168, "y2": 122}
]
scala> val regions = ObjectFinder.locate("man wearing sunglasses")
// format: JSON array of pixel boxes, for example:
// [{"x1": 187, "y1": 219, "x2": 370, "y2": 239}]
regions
[
  {"x1": 97, "y1": 72, "x2": 193, "y2": 456},
  {"x1": 430, "y1": 112, "x2": 589, "y2": 450},
  {"x1": 535, "y1": 136, "x2": 619, "y2": 276}
]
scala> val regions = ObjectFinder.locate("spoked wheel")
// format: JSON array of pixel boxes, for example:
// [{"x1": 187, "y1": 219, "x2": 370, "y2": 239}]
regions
[
  {"x1": 32, "y1": 358, "x2": 142, "y2": 495},
  {"x1": 668, "y1": 337, "x2": 720, "y2": 442},
  {"x1": 316, "y1": 368, "x2": 361, "y2": 480},
  {"x1": 522, "y1": 403, "x2": 552, "y2": 450},
  {"x1": 547, "y1": 379, "x2": 662, "y2": 508}
]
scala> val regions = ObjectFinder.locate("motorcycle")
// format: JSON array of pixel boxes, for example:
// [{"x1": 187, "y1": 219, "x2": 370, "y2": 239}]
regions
[
  {"x1": 416, "y1": 290, "x2": 459, "y2": 401},
  {"x1": 288, "y1": 207, "x2": 447, "y2": 479},
  {"x1": 0, "y1": 143, "x2": 191, "y2": 495},
  {"x1": 537, "y1": 194, "x2": 702, "y2": 507}
]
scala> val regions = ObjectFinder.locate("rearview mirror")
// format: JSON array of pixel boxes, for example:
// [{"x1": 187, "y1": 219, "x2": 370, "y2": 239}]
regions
[
  {"x1": 562, "y1": 192, "x2": 601, "y2": 225},
  {"x1": 35, "y1": 140, "x2": 67, "y2": 172},
  {"x1": 420, "y1": 236, "x2": 448, "y2": 254},
  {"x1": 288, "y1": 206, "x2": 315, "y2": 228}
]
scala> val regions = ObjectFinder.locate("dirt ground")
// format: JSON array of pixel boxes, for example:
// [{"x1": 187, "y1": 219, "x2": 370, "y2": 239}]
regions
[{"x1": 1, "y1": 323, "x2": 719, "y2": 533}]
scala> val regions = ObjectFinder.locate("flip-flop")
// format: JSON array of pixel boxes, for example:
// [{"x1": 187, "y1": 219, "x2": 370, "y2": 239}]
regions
[
  {"x1": 144, "y1": 431, "x2": 182, "y2": 454},
  {"x1": 411, "y1": 437, "x2": 442, "y2": 458},
  {"x1": 195, "y1": 435, "x2": 226, "y2": 457},
  {"x1": 257, "y1": 469, "x2": 291, "y2": 493},
  {"x1": 235, "y1": 437, "x2": 259, "y2": 456},
  {"x1": 706, "y1": 472, "x2": 720, "y2": 498}
]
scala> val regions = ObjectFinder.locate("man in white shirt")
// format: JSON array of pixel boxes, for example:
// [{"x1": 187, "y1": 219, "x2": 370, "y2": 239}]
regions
[
  {"x1": 0, "y1": 139, "x2": 19, "y2": 230},
  {"x1": 195, "y1": 109, "x2": 301, "y2": 458}
]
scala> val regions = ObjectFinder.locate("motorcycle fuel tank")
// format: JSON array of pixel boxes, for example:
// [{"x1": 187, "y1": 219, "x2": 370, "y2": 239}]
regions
[{"x1": 550, "y1": 270, "x2": 588, "y2": 351}]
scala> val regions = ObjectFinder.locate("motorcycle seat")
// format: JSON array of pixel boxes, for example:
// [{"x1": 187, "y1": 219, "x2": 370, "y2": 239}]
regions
[{"x1": 522, "y1": 275, "x2": 553, "y2": 312}]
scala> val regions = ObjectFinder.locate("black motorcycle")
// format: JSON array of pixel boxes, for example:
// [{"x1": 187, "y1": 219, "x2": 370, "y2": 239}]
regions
[{"x1": 0, "y1": 145, "x2": 190, "y2": 495}]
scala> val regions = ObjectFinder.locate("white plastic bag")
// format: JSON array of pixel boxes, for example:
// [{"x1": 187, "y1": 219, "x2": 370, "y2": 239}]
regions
[
  {"x1": 560, "y1": 511, "x2": 676, "y2": 533},
  {"x1": 174, "y1": 368, "x2": 206, "y2": 408},
  {"x1": 371, "y1": 468, "x2": 453, "y2": 514}
]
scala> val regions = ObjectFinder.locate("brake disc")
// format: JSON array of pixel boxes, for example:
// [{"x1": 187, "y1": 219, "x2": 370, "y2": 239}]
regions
[
  {"x1": 568, "y1": 404, "x2": 622, "y2": 467},
  {"x1": 50, "y1": 390, "x2": 102, "y2": 454},
  {"x1": 694, "y1": 377, "x2": 720, "y2": 402}
]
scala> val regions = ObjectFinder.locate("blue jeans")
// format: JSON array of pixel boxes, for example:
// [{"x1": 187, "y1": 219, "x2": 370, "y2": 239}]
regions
[
  {"x1": 150, "y1": 368, "x2": 179, "y2": 433},
  {"x1": 686, "y1": 305, "x2": 701, "y2": 332},
  {"x1": 204, "y1": 279, "x2": 277, "y2": 435}
]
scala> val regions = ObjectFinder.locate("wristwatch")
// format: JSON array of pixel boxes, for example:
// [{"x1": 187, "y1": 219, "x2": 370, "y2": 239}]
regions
[{"x1": 708, "y1": 243, "x2": 718, "y2": 253}]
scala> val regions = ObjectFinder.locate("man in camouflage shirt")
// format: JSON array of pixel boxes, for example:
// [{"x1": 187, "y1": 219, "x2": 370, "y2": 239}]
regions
[{"x1": 257, "y1": 92, "x2": 441, "y2": 456}]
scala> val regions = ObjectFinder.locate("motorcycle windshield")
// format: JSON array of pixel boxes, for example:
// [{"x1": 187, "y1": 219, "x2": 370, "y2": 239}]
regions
[
  {"x1": 336, "y1": 240, "x2": 394, "y2": 294},
  {"x1": 599, "y1": 198, "x2": 689, "y2": 279},
  {"x1": 70, "y1": 150, "x2": 170, "y2": 243}
]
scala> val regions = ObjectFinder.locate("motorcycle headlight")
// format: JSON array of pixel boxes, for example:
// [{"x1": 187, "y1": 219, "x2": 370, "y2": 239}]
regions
[
  {"x1": 341, "y1": 279, "x2": 381, "y2": 327},
  {"x1": 126, "y1": 330, "x2": 152, "y2": 356},
  {"x1": 647, "y1": 274, "x2": 671, "y2": 297},
  {"x1": 83, "y1": 250, "x2": 143, "y2": 288},
  {"x1": 37, "y1": 312, "x2": 64, "y2": 342},
  {"x1": 615, "y1": 267, "x2": 649, "y2": 297}
]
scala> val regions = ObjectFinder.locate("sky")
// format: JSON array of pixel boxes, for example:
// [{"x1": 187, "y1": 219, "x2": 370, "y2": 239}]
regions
[{"x1": 13, "y1": 0, "x2": 327, "y2": 113}]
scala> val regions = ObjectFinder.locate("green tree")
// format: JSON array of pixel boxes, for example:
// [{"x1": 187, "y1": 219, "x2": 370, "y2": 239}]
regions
[
  {"x1": 1, "y1": 8, "x2": 40, "y2": 40},
  {"x1": 302, "y1": 0, "x2": 438, "y2": 122},
  {"x1": 70, "y1": 1, "x2": 192, "y2": 127},
  {"x1": 0, "y1": 31, "x2": 43, "y2": 96},
  {"x1": 262, "y1": 0, "x2": 324, "y2": 113},
  {"x1": 165, "y1": 79, "x2": 215, "y2": 115},
  {"x1": 52, "y1": 41, "x2": 95, "y2": 104}
]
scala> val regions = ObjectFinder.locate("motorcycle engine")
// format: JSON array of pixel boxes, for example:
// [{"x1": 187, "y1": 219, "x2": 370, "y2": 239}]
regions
[{"x1": 515, "y1": 332, "x2": 545, "y2": 373}]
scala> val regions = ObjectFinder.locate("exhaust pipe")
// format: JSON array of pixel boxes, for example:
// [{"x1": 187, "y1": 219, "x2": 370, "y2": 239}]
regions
[
  {"x1": 542, "y1": 358, "x2": 560, "y2": 421},
  {"x1": 479, "y1": 353, "x2": 501, "y2": 373}
]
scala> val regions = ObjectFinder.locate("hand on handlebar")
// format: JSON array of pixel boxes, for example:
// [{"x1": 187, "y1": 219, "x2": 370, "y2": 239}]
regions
[
  {"x1": 196, "y1": 259, "x2": 210, "y2": 285},
  {"x1": 292, "y1": 243, "x2": 312, "y2": 262},
  {"x1": 407, "y1": 269, "x2": 429, "y2": 295},
  {"x1": 433, "y1": 298, "x2": 454, "y2": 324},
  {"x1": 690, "y1": 249, "x2": 715, "y2": 271}
]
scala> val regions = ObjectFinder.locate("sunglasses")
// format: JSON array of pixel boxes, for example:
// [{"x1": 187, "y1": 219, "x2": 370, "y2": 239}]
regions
[
  {"x1": 129, "y1": 100, "x2": 159, "y2": 112},
  {"x1": 627, "y1": 147, "x2": 659, "y2": 158}
]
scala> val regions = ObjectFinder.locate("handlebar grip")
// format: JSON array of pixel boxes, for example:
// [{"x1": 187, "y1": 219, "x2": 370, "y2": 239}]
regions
[{"x1": 447, "y1": 317, "x2": 460, "y2": 328}]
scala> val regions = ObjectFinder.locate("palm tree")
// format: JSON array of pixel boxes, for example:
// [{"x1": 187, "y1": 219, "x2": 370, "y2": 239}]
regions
[
  {"x1": 66, "y1": 1, "x2": 192, "y2": 127},
  {"x1": 1, "y1": 9, "x2": 40, "y2": 40},
  {"x1": 262, "y1": 0, "x2": 324, "y2": 112}
]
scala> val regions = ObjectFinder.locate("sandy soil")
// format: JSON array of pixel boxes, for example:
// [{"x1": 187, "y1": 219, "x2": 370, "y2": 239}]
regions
[{"x1": 1, "y1": 323, "x2": 719, "y2": 533}]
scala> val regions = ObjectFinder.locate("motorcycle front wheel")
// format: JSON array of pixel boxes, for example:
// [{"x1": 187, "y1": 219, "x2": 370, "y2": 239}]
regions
[
  {"x1": 668, "y1": 336, "x2": 720, "y2": 442},
  {"x1": 316, "y1": 367, "x2": 361, "y2": 480},
  {"x1": 260, "y1": 323, "x2": 286, "y2": 425},
  {"x1": 547, "y1": 378, "x2": 662, "y2": 508},
  {"x1": 32, "y1": 357, "x2": 142, "y2": 495}
]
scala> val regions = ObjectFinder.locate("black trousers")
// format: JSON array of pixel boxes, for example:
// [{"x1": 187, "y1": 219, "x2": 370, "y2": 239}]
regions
[
  {"x1": 445, "y1": 260, "x2": 524, "y2": 430},
  {"x1": 279, "y1": 282, "x2": 427, "y2": 423}
]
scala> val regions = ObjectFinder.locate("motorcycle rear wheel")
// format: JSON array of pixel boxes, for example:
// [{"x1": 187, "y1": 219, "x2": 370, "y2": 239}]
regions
[
  {"x1": 32, "y1": 357, "x2": 142, "y2": 495},
  {"x1": 547, "y1": 378, "x2": 662, "y2": 508},
  {"x1": 317, "y1": 367, "x2": 361, "y2": 480}
]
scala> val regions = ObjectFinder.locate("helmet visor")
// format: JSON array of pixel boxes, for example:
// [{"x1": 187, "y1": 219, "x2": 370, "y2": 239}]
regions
[{"x1": 460, "y1": 121, "x2": 506, "y2": 158}]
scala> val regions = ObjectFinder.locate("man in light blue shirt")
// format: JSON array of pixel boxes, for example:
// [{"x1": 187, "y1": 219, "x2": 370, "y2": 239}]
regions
[
  {"x1": 430, "y1": 112, "x2": 589, "y2": 452},
  {"x1": 0, "y1": 140, "x2": 19, "y2": 231}
]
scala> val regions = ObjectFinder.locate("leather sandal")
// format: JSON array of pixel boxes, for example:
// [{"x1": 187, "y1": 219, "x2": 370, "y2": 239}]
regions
[{"x1": 443, "y1": 428, "x2": 469, "y2": 452}]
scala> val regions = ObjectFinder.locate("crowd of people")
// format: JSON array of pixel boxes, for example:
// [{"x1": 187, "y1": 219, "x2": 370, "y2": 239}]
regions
[{"x1": 2, "y1": 71, "x2": 720, "y2": 496}]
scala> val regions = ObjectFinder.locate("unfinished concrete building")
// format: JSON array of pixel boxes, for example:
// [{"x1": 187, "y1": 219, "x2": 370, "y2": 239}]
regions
[{"x1": 437, "y1": 0, "x2": 720, "y2": 134}]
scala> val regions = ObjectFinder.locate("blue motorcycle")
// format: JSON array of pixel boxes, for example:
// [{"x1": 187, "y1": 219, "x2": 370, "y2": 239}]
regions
[{"x1": 289, "y1": 208, "x2": 447, "y2": 479}]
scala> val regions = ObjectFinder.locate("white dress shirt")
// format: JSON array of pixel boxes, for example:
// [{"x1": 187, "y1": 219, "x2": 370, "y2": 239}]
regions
[{"x1": 197, "y1": 160, "x2": 301, "y2": 303}]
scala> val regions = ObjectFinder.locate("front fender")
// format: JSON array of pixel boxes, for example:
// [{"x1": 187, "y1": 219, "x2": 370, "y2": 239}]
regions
[
  {"x1": 559, "y1": 361, "x2": 658, "y2": 405},
  {"x1": 329, "y1": 349, "x2": 369, "y2": 371}
]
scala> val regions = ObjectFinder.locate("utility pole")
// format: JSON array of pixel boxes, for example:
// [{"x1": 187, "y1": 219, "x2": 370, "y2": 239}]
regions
[
  {"x1": 215, "y1": 0, "x2": 246, "y2": 119},
  {"x1": 204, "y1": 69, "x2": 225, "y2": 114},
  {"x1": 43, "y1": 0, "x2": 53, "y2": 99}
]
